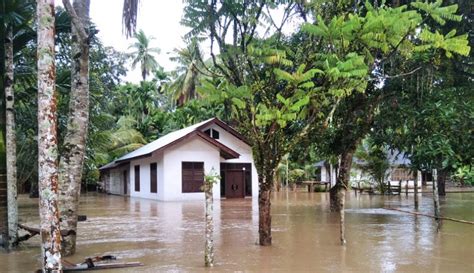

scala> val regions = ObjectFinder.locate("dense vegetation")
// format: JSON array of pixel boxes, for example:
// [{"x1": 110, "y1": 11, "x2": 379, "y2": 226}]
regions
[{"x1": 0, "y1": 0, "x2": 471, "y2": 270}]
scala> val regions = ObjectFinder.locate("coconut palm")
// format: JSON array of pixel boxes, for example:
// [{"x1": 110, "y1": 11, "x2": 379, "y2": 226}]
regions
[
  {"x1": 168, "y1": 39, "x2": 206, "y2": 106},
  {"x1": 122, "y1": 0, "x2": 139, "y2": 38},
  {"x1": 128, "y1": 29, "x2": 160, "y2": 81}
]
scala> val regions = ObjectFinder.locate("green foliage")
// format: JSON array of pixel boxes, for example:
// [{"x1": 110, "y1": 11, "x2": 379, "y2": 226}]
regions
[
  {"x1": 354, "y1": 139, "x2": 390, "y2": 193},
  {"x1": 411, "y1": 0, "x2": 461, "y2": 25},
  {"x1": 289, "y1": 169, "x2": 305, "y2": 184},
  {"x1": 204, "y1": 167, "x2": 221, "y2": 187},
  {"x1": 452, "y1": 165, "x2": 474, "y2": 186}
]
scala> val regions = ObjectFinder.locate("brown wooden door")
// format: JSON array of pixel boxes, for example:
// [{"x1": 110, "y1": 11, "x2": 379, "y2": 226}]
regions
[
  {"x1": 123, "y1": 170, "x2": 128, "y2": 195},
  {"x1": 225, "y1": 170, "x2": 245, "y2": 198}
]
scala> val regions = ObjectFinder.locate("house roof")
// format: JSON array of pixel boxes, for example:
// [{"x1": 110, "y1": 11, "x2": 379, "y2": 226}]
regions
[
  {"x1": 314, "y1": 150, "x2": 412, "y2": 168},
  {"x1": 100, "y1": 118, "x2": 243, "y2": 170}
]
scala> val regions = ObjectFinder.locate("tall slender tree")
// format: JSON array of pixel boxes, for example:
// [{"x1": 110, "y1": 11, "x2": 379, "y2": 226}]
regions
[
  {"x1": 128, "y1": 29, "x2": 160, "y2": 81},
  {"x1": 37, "y1": 0, "x2": 62, "y2": 271},
  {"x1": 5, "y1": 23, "x2": 18, "y2": 249},
  {"x1": 59, "y1": 0, "x2": 90, "y2": 256},
  {"x1": 168, "y1": 39, "x2": 207, "y2": 106},
  {"x1": 0, "y1": 0, "x2": 7, "y2": 247}
]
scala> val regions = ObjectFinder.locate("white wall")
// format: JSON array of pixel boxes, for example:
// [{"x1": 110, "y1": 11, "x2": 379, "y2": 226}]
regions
[
  {"x1": 109, "y1": 122, "x2": 259, "y2": 201},
  {"x1": 162, "y1": 137, "x2": 221, "y2": 201},
  {"x1": 129, "y1": 151, "x2": 164, "y2": 200},
  {"x1": 203, "y1": 124, "x2": 259, "y2": 199},
  {"x1": 107, "y1": 164, "x2": 129, "y2": 195}
]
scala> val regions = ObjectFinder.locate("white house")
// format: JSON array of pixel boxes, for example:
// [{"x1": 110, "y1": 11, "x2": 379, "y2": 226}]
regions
[{"x1": 99, "y1": 118, "x2": 258, "y2": 201}]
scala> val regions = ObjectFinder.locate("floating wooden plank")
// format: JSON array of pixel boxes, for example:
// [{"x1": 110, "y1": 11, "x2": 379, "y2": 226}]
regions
[
  {"x1": 383, "y1": 207, "x2": 474, "y2": 225},
  {"x1": 63, "y1": 262, "x2": 144, "y2": 271},
  {"x1": 18, "y1": 223, "x2": 76, "y2": 237}
]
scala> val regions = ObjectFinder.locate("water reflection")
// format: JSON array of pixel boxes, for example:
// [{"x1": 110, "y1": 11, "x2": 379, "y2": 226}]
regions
[{"x1": 0, "y1": 191, "x2": 473, "y2": 272}]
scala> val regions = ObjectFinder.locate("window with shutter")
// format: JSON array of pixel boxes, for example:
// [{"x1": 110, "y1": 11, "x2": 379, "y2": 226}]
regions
[
  {"x1": 150, "y1": 163, "x2": 157, "y2": 193},
  {"x1": 134, "y1": 165, "x2": 140, "y2": 192},
  {"x1": 182, "y1": 162, "x2": 204, "y2": 193}
]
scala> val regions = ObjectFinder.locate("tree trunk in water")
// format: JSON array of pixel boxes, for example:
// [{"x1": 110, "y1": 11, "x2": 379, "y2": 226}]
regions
[
  {"x1": 37, "y1": 0, "x2": 62, "y2": 271},
  {"x1": 5, "y1": 27, "x2": 18, "y2": 248},
  {"x1": 413, "y1": 171, "x2": 419, "y2": 209},
  {"x1": 58, "y1": 0, "x2": 90, "y2": 256},
  {"x1": 330, "y1": 149, "x2": 354, "y2": 245},
  {"x1": 339, "y1": 189, "x2": 346, "y2": 245},
  {"x1": 330, "y1": 149, "x2": 354, "y2": 212},
  {"x1": 259, "y1": 186, "x2": 272, "y2": 246},
  {"x1": 204, "y1": 185, "x2": 214, "y2": 267},
  {"x1": 437, "y1": 169, "x2": 447, "y2": 196},
  {"x1": 432, "y1": 169, "x2": 441, "y2": 231}
]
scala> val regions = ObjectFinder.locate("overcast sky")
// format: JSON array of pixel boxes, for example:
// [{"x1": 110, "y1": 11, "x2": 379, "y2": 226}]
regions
[{"x1": 88, "y1": 0, "x2": 189, "y2": 83}]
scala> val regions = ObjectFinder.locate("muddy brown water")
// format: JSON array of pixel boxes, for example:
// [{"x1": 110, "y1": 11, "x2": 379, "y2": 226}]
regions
[{"x1": 1, "y1": 191, "x2": 473, "y2": 272}]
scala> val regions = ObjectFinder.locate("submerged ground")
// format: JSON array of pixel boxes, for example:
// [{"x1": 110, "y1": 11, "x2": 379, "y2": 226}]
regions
[{"x1": 1, "y1": 190, "x2": 473, "y2": 272}]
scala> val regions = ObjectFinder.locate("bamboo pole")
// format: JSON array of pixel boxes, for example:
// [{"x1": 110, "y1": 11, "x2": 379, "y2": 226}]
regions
[{"x1": 383, "y1": 208, "x2": 474, "y2": 225}]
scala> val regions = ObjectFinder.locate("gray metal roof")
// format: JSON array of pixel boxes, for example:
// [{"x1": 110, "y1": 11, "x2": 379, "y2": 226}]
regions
[
  {"x1": 99, "y1": 118, "x2": 244, "y2": 171},
  {"x1": 115, "y1": 118, "x2": 214, "y2": 162}
]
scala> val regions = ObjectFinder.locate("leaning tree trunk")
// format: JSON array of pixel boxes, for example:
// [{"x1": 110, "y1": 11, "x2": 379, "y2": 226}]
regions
[
  {"x1": 329, "y1": 148, "x2": 355, "y2": 245},
  {"x1": 204, "y1": 182, "x2": 214, "y2": 267},
  {"x1": 5, "y1": 27, "x2": 18, "y2": 248},
  {"x1": 37, "y1": 0, "x2": 62, "y2": 271},
  {"x1": 58, "y1": 0, "x2": 90, "y2": 256}
]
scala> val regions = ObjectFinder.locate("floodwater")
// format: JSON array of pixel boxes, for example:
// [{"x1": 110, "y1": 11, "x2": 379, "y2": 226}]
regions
[{"x1": 1, "y1": 190, "x2": 473, "y2": 272}]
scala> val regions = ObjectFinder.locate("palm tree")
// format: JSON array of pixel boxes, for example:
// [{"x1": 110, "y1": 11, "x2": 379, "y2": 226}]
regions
[
  {"x1": 122, "y1": 0, "x2": 140, "y2": 38},
  {"x1": 1, "y1": 0, "x2": 35, "y2": 250},
  {"x1": 168, "y1": 39, "x2": 206, "y2": 106},
  {"x1": 128, "y1": 29, "x2": 160, "y2": 81}
]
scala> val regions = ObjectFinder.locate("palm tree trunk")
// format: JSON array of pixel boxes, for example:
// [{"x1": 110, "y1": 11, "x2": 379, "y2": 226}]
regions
[
  {"x1": 0, "y1": 0, "x2": 8, "y2": 249},
  {"x1": 37, "y1": 0, "x2": 62, "y2": 271},
  {"x1": 5, "y1": 27, "x2": 18, "y2": 248},
  {"x1": 59, "y1": 0, "x2": 90, "y2": 256},
  {"x1": 204, "y1": 184, "x2": 214, "y2": 267}
]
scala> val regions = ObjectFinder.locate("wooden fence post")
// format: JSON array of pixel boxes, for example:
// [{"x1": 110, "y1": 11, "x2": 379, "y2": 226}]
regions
[
  {"x1": 432, "y1": 169, "x2": 441, "y2": 231},
  {"x1": 414, "y1": 171, "x2": 419, "y2": 209}
]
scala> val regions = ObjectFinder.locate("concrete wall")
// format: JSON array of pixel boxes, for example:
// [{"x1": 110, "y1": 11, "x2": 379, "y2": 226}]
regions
[
  {"x1": 107, "y1": 164, "x2": 130, "y2": 195},
  {"x1": 203, "y1": 124, "x2": 259, "y2": 199},
  {"x1": 162, "y1": 137, "x2": 221, "y2": 201},
  {"x1": 129, "y1": 151, "x2": 164, "y2": 200}
]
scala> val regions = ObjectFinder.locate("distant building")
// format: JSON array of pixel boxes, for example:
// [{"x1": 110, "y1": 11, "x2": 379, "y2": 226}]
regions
[
  {"x1": 314, "y1": 150, "x2": 422, "y2": 188},
  {"x1": 99, "y1": 118, "x2": 258, "y2": 201}
]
